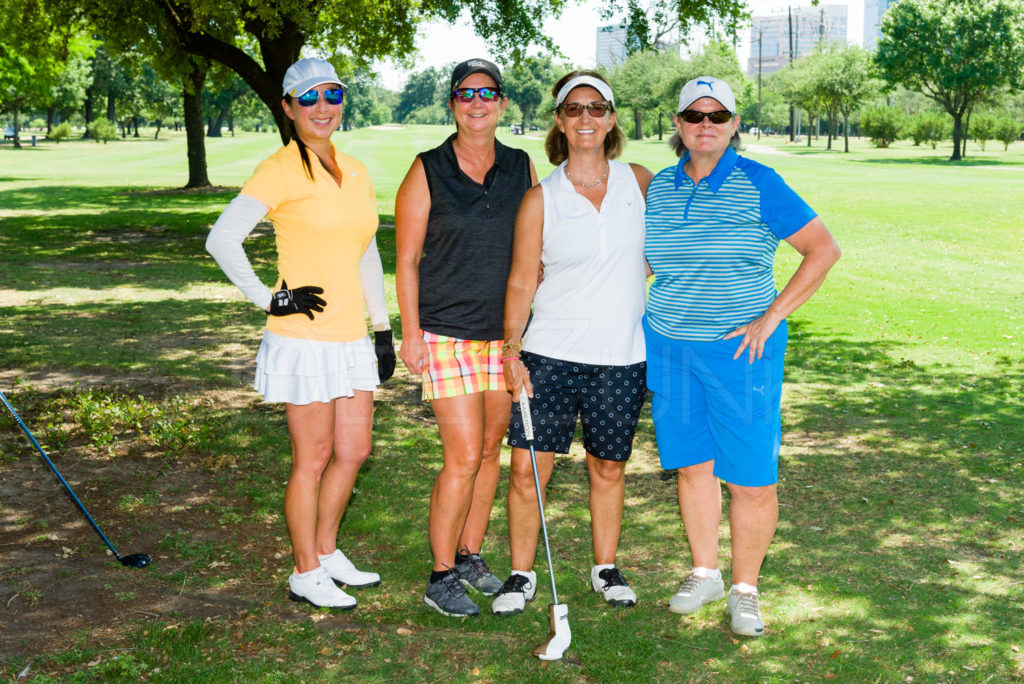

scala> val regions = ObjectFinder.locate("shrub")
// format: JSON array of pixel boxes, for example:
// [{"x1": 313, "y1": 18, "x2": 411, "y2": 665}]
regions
[
  {"x1": 48, "y1": 121, "x2": 72, "y2": 144},
  {"x1": 86, "y1": 118, "x2": 117, "y2": 143},
  {"x1": 970, "y1": 114, "x2": 997, "y2": 151},
  {"x1": 860, "y1": 106, "x2": 902, "y2": 148},
  {"x1": 993, "y1": 116, "x2": 1023, "y2": 150},
  {"x1": 907, "y1": 112, "x2": 948, "y2": 149}
]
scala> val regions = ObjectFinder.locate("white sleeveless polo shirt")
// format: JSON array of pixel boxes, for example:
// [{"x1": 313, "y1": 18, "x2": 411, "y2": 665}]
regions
[{"x1": 522, "y1": 160, "x2": 647, "y2": 366}]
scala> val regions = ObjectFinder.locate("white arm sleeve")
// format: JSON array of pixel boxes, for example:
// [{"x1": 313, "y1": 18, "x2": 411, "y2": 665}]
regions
[
  {"x1": 359, "y1": 235, "x2": 390, "y2": 330},
  {"x1": 205, "y1": 194, "x2": 274, "y2": 311}
]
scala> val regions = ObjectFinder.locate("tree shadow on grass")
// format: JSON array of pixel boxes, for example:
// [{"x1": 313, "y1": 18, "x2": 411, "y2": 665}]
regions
[
  {"x1": 614, "y1": 320, "x2": 1022, "y2": 676},
  {"x1": 1, "y1": 185, "x2": 398, "y2": 293},
  {"x1": 854, "y1": 156, "x2": 1024, "y2": 167}
]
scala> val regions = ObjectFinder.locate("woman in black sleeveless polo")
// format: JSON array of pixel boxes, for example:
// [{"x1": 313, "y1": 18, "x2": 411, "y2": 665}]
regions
[{"x1": 396, "y1": 58, "x2": 537, "y2": 617}]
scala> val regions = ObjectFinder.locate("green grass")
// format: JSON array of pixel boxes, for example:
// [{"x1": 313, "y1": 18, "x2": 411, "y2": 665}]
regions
[{"x1": 1, "y1": 128, "x2": 1022, "y2": 682}]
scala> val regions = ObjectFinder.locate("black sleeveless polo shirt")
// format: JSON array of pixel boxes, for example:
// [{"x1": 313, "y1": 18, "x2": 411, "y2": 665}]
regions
[{"x1": 417, "y1": 133, "x2": 532, "y2": 341}]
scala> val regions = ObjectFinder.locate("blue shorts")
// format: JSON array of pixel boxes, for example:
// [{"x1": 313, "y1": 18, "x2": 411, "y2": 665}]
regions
[
  {"x1": 507, "y1": 352, "x2": 647, "y2": 462},
  {"x1": 643, "y1": 316, "x2": 787, "y2": 487}
]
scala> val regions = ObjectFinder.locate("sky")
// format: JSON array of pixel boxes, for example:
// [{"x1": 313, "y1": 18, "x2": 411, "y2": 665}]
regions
[{"x1": 375, "y1": 0, "x2": 866, "y2": 90}]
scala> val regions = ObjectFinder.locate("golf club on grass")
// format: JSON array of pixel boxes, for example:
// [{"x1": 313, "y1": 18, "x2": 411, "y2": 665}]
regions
[
  {"x1": 0, "y1": 389, "x2": 152, "y2": 568},
  {"x1": 519, "y1": 387, "x2": 571, "y2": 661}
]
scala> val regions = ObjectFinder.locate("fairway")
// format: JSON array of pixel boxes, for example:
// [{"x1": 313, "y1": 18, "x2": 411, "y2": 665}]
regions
[{"x1": 1, "y1": 128, "x2": 1022, "y2": 682}]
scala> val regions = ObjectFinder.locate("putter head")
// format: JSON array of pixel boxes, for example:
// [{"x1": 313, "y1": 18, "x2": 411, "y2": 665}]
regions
[
  {"x1": 120, "y1": 553, "x2": 153, "y2": 568},
  {"x1": 533, "y1": 603, "x2": 571, "y2": 661}
]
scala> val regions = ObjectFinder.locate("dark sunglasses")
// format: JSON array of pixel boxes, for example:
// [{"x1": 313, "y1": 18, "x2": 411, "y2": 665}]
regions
[
  {"x1": 296, "y1": 88, "x2": 345, "y2": 107},
  {"x1": 679, "y1": 109, "x2": 733, "y2": 124},
  {"x1": 452, "y1": 87, "x2": 502, "y2": 103},
  {"x1": 561, "y1": 102, "x2": 611, "y2": 117}
]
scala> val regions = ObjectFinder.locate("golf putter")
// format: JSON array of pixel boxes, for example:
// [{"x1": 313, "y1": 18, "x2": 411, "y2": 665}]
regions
[
  {"x1": 0, "y1": 389, "x2": 152, "y2": 568},
  {"x1": 519, "y1": 387, "x2": 571, "y2": 660}
]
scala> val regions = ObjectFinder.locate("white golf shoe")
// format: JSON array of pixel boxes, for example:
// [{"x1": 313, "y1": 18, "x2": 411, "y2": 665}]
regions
[
  {"x1": 288, "y1": 566, "x2": 357, "y2": 609},
  {"x1": 318, "y1": 549, "x2": 381, "y2": 588}
]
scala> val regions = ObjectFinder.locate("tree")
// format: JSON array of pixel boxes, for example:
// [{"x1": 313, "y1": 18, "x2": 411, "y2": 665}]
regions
[
  {"x1": 611, "y1": 49, "x2": 679, "y2": 140},
  {"x1": 970, "y1": 114, "x2": 997, "y2": 150},
  {"x1": 335, "y1": 63, "x2": 394, "y2": 130},
  {"x1": 993, "y1": 116, "x2": 1023, "y2": 150},
  {"x1": 860, "y1": 105, "x2": 902, "y2": 148},
  {"x1": 907, "y1": 111, "x2": 949, "y2": 149},
  {"x1": 875, "y1": 0, "x2": 1024, "y2": 161},
  {"x1": 394, "y1": 67, "x2": 449, "y2": 123},
  {"x1": 602, "y1": 0, "x2": 752, "y2": 53},
  {"x1": 503, "y1": 56, "x2": 558, "y2": 132},
  {"x1": 816, "y1": 45, "x2": 876, "y2": 152},
  {"x1": 0, "y1": 0, "x2": 82, "y2": 148}
]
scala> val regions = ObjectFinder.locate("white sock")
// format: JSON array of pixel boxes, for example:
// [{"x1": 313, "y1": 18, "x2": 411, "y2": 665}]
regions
[
  {"x1": 293, "y1": 566, "x2": 320, "y2": 578},
  {"x1": 732, "y1": 582, "x2": 758, "y2": 595},
  {"x1": 692, "y1": 566, "x2": 722, "y2": 580},
  {"x1": 510, "y1": 569, "x2": 535, "y2": 578},
  {"x1": 593, "y1": 563, "x2": 614, "y2": 572}
]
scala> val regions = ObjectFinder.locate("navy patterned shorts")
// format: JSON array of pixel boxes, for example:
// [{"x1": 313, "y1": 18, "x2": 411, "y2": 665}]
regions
[{"x1": 508, "y1": 352, "x2": 647, "y2": 462}]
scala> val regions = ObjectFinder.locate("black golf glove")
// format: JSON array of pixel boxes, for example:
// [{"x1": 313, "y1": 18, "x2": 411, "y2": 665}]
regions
[
  {"x1": 374, "y1": 329, "x2": 396, "y2": 383},
  {"x1": 269, "y1": 280, "x2": 326, "y2": 320}
]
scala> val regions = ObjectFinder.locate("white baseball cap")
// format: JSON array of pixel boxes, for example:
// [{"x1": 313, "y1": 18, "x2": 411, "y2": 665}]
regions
[
  {"x1": 677, "y1": 76, "x2": 737, "y2": 114},
  {"x1": 282, "y1": 58, "x2": 345, "y2": 97}
]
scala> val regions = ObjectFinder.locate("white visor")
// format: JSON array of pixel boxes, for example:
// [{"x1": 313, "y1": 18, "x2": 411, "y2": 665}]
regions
[{"x1": 555, "y1": 76, "x2": 614, "y2": 106}]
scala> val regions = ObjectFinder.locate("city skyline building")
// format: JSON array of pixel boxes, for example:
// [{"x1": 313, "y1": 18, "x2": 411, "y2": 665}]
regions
[
  {"x1": 863, "y1": 0, "x2": 900, "y2": 50},
  {"x1": 747, "y1": 4, "x2": 848, "y2": 75},
  {"x1": 596, "y1": 24, "x2": 629, "y2": 68}
]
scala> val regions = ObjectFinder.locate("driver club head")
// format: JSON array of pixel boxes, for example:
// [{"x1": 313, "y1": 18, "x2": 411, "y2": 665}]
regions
[{"x1": 119, "y1": 553, "x2": 153, "y2": 568}]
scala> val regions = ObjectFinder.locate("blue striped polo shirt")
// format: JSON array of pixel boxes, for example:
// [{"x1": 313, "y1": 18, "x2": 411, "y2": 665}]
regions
[{"x1": 645, "y1": 147, "x2": 816, "y2": 341}]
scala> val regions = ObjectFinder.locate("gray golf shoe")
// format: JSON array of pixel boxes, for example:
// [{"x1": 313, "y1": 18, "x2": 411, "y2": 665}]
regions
[
  {"x1": 424, "y1": 571, "x2": 480, "y2": 617},
  {"x1": 453, "y1": 552, "x2": 503, "y2": 595},
  {"x1": 668, "y1": 569, "x2": 725, "y2": 614}
]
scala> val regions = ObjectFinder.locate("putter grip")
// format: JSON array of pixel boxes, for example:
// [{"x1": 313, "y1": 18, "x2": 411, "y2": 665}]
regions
[{"x1": 519, "y1": 387, "x2": 535, "y2": 441}]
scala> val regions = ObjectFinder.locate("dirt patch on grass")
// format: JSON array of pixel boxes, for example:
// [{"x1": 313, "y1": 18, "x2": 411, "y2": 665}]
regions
[{"x1": 0, "y1": 382, "x2": 314, "y2": 663}]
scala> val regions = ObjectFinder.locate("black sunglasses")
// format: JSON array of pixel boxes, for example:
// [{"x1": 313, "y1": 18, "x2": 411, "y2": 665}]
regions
[
  {"x1": 296, "y1": 88, "x2": 344, "y2": 107},
  {"x1": 679, "y1": 109, "x2": 733, "y2": 124},
  {"x1": 561, "y1": 102, "x2": 612, "y2": 117}
]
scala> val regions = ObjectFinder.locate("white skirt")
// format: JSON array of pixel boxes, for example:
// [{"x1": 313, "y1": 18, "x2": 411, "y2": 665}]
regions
[{"x1": 254, "y1": 329, "x2": 379, "y2": 405}]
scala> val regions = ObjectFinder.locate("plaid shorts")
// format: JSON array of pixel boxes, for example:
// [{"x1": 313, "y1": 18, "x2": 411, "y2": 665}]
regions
[{"x1": 420, "y1": 330, "x2": 504, "y2": 401}]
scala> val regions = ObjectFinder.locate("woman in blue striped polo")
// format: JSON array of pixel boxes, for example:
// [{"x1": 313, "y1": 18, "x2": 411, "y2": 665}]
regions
[{"x1": 644, "y1": 76, "x2": 840, "y2": 637}]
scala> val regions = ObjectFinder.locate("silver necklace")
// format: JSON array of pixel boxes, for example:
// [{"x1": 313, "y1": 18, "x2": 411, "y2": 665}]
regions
[{"x1": 565, "y1": 163, "x2": 609, "y2": 188}]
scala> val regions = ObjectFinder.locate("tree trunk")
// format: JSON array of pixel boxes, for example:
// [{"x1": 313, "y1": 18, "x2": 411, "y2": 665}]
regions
[
  {"x1": 208, "y1": 108, "x2": 228, "y2": 137},
  {"x1": 228, "y1": 114, "x2": 234, "y2": 137},
  {"x1": 83, "y1": 86, "x2": 95, "y2": 138},
  {"x1": 962, "y1": 109, "x2": 971, "y2": 159},
  {"x1": 950, "y1": 114, "x2": 963, "y2": 161},
  {"x1": 11, "y1": 102, "x2": 22, "y2": 149},
  {"x1": 658, "y1": 111, "x2": 663, "y2": 141},
  {"x1": 46, "y1": 107, "x2": 55, "y2": 134},
  {"x1": 183, "y1": 61, "x2": 211, "y2": 188},
  {"x1": 633, "y1": 110, "x2": 643, "y2": 141},
  {"x1": 843, "y1": 113, "x2": 850, "y2": 153},
  {"x1": 133, "y1": 117, "x2": 140, "y2": 137},
  {"x1": 154, "y1": 121, "x2": 162, "y2": 139},
  {"x1": 106, "y1": 92, "x2": 116, "y2": 122}
]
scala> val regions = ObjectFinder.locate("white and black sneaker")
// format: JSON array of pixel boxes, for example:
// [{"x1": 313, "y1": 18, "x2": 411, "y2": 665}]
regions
[
  {"x1": 590, "y1": 566, "x2": 637, "y2": 607},
  {"x1": 491, "y1": 571, "x2": 537, "y2": 616}
]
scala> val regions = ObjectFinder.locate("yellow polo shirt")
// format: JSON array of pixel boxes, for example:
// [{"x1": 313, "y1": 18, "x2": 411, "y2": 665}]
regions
[{"x1": 242, "y1": 141, "x2": 378, "y2": 343}]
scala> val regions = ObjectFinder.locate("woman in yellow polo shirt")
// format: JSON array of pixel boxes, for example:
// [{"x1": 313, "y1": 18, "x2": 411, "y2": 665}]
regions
[{"x1": 206, "y1": 58, "x2": 395, "y2": 609}]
